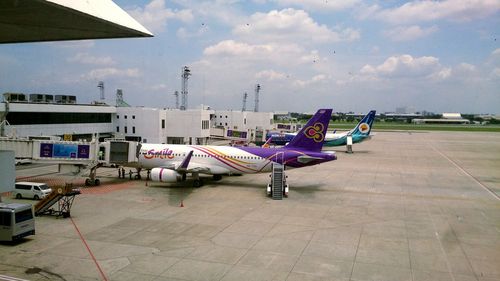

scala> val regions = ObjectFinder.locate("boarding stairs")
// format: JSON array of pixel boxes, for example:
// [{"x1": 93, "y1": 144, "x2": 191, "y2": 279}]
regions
[
  {"x1": 268, "y1": 152, "x2": 288, "y2": 200},
  {"x1": 35, "y1": 183, "x2": 81, "y2": 218}
]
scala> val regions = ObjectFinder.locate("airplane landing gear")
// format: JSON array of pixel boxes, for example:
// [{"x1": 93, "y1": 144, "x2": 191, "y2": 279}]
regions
[
  {"x1": 192, "y1": 173, "x2": 203, "y2": 188},
  {"x1": 85, "y1": 178, "x2": 100, "y2": 186}
]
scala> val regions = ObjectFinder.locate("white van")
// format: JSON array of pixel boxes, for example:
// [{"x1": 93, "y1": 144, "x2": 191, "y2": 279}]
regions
[{"x1": 13, "y1": 182, "x2": 52, "y2": 200}]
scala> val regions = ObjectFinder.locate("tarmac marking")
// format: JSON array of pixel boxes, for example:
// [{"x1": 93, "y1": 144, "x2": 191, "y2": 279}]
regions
[
  {"x1": 428, "y1": 144, "x2": 500, "y2": 201},
  {"x1": 70, "y1": 217, "x2": 108, "y2": 281},
  {"x1": 0, "y1": 275, "x2": 30, "y2": 281}
]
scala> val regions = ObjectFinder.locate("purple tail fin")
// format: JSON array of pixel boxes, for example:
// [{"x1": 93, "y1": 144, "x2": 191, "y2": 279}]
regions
[{"x1": 285, "y1": 109, "x2": 332, "y2": 152}]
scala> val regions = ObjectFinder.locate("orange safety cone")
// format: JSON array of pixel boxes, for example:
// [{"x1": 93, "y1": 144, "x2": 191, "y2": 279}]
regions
[{"x1": 180, "y1": 200, "x2": 184, "y2": 207}]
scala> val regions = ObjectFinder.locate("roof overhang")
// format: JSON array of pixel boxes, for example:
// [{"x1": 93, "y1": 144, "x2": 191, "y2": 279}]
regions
[{"x1": 0, "y1": 0, "x2": 153, "y2": 44}]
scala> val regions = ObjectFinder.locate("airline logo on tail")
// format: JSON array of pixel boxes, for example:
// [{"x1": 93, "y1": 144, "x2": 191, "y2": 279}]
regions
[
  {"x1": 304, "y1": 123, "x2": 325, "y2": 142},
  {"x1": 286, "y1": 109, "x2": 332, "y2": 152},
  {"x1": 358, "y1": 123, "x2": 370, "y2": 134}
]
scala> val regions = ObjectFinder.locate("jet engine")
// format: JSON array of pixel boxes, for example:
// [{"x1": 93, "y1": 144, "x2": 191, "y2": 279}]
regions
[{"x1": 150, "y1": 168, "x2": 184, "y2": 182}]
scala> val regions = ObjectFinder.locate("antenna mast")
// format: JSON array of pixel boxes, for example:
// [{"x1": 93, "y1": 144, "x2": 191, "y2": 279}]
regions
[
  {"x1": 116, "y1": 89, "x2": 130, "y2": 107},
  {"x1": 254, "y1": 84, "x2": 261, "y2": 112},
  {"x1": 180, "y1": 66, "x2": 191, "y2": 110},
  {"x1": 97, "y1": 81, "x2": 104, "y2": 101},
  {"x1": 174, "y1": 91, "x2": 179, "y2": 109},
  {"x1": 242, "y1": 92, "x2": 248, "y2": 111}
]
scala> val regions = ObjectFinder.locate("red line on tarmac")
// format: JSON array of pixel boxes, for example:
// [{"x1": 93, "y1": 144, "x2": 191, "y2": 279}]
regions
[{"x1": 70, "y1": 217, "x2": 108, "y2": 281}]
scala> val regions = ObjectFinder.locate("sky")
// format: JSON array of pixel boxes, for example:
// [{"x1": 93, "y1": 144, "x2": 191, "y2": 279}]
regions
[{"x1": 0, "y1": 0, "x2": 499, "y2": 114}]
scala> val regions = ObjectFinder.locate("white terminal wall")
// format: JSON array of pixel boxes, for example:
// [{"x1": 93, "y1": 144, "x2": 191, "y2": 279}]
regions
[
  {"x1": 115, "y1": 107, "x2": 166, "y2": 143},
  {"x1": 212, "y1": 111, "x2": 274, "y2": 141},
  {"x1": 115, "y1": 107, "x2": 213, "y2": 143},
  {"x1": 165, "y1": 109, "x2": 212, "y2": 138},
  {"x1": 1, "y1": 103, "x2": 115, "y2": 137}
]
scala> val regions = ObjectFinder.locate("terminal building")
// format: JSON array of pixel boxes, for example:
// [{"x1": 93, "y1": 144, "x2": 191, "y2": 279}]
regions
[
  {"x1": 1, "y1": 93, "x2": 276, "y2": 145},
  {"x1": 1, "y1": 93, "x2": 115, "y2": 141}
]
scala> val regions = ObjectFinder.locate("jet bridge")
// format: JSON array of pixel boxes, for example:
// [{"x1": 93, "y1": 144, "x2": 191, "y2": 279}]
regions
[{"x1": 0, "y1": 137, "x2": 141, "y2": 186}]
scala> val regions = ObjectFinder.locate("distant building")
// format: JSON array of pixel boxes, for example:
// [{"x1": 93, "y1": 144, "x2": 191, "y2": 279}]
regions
[
  {"x1": 412, "y1": 112, "x2": 470, "y2": 124},
  {"x1": 442, "y1": 113, "x2": 462, "y2": 119},
  {"x1": 211, "y1": 110, "x2": 274, "y2": 143}
]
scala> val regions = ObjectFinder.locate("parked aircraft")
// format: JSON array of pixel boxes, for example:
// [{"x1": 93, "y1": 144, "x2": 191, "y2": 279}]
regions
[
  {"x1": 266, "y1": 110, "x2": 376, "y2": 147},
  {"x1": 138, "y1": 109, "x2": 337, "y2": 187}
]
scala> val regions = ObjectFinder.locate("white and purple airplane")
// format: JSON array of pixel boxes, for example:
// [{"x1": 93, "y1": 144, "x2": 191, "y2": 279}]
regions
[{"x1": 138, "y1": 109, "x2": 337, "y2": 187}]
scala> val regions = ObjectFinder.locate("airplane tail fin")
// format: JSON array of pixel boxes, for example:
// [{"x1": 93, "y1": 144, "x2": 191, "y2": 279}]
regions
[
  {"x1": 351, "y1": 110, "x2": 376, "y2": 136},
  {"x1": 285, "y1": 109, "x2": 332, "y2": 152}
]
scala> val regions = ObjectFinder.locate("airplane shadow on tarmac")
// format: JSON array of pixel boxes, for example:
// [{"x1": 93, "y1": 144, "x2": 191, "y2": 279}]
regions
[{"x1": 145, "y1": 175, "x2": 328, "y2": 203}]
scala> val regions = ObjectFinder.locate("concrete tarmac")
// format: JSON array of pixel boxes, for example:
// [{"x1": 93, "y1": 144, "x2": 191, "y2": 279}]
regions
[{"x1": 1, "y1": 131, "x2": 499, "y2": 281}]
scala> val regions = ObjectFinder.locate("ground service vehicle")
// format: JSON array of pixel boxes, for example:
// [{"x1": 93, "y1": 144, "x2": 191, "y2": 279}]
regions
[
  {"x1": 0, "y1": 203, "x2": 35, "y2": 241},
  {"x1": 13, "y1": 182, "x2": 52, "y2": 200}
]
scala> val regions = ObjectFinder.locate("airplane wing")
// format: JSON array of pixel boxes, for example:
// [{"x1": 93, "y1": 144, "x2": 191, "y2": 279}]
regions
[{"x1": 156, "y1": 150, "x2": 229, "y2": 174}]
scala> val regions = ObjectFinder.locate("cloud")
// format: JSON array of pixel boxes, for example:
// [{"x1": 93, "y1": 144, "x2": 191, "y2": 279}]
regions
[
  {"x1": 204, "y1": 40, "x2": 273, "y2": 57},
  {"x1": 255, "y1": 70, "x2": 288, "y2": 81},
  {"x1": 82, "y1": 68, "x2": 141, "y2": 80},
  {"x1": 293, "y1": 74, "x2": 328, "y2": 87},
  {"x1": 492, "y1": 48, "x2": 500, "y2": 56},
  {"x1": 360, "y1": 54, "x2": 442, "y2": 78},
  {"x1": 67, "y1": 53, "x2": 115, "y2": 66},
  {"x1": 176, "y1": 26, "x2": 210, "y2": 39},
  {"x1": 46, "y1": 40, "x2": 95, "y2": 49},
  {"x1": 128, "y1": 0, "x2": 193, "y2": 33},
  {"x1": 233, "y1": 8, "x2": 360, "y2": 44},
  {"x1": 384, "y1": 25, "x2": 438, "y2": 41},
  {"x1": 492, "y1": 67, "x2": 500, "y2": 78},
  {"x1": 255, "y1": 0, "x2": 360, "y2": 11},
  {"x1": 365, "y1": 0, "x2": 500, "y2": 24},
  {"x1": 436, "y1": 68, "x2": 452, "y2": 80},
  {"x1": 202, "y1": 40, "x2": 326, "y2": 68},
  {"x1": 150, "y1": 84, "x2": 168, "y2": 91}
]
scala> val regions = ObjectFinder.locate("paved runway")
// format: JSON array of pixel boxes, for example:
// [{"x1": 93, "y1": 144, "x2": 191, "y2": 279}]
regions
[{"x1": 1, "y1": 131, "x2": 499, "y2": 281}]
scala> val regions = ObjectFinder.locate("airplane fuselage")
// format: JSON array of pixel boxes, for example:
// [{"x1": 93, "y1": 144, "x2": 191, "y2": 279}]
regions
[
  {"x1": 267, "y1": 131, "x2": 370, "y2": 146},
  {"x1": 323, "y1": 132, "x2": 370, "y2": 146},
  {"x1": 139, "y1": 144, "x2": 335, "y2": 175}
]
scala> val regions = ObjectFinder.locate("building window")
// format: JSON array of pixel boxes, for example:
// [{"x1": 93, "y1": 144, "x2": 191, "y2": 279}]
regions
[
  {"x1": 162, "y1": 119, "x2": 165, "y2": 129},
  {"x1": 117, "y1": 115, "x2": 119, "y2": 119},
  {"x1": 225, "y1": 123, "x2": 228, "y2": 126},
  {"x1": 6, "y1": 112, "x2": 112, "y2": 125},
  {"x1": 132, "y1": 115, "x2": 135, "y2": 119},
  {"x1": 116, "y1": 126, "x2": 119, "y2": 132},
  {"x1": 124, "y1": 115, "x2": 127, "y2": 119},
  {"x1": 132, "y1": 126, "x2": 136, "y2": 134},
  {"x1": 244, "y1": 118, "x2": 246, "y2": 125},
  {"x1": 201, "y1": 120, "x2": 209, "y2": 130},
  {"x1": 124, "y1": 126, "x2": 128, "y2": 133}
]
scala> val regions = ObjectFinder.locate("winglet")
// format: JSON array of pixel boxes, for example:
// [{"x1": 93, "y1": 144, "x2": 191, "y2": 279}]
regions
[
  {"x1": 262, "y1": 136, "x2": 272, "y2": 148},
  {"x1": 285, "y1": 109, "x2": 332, "y2": 152},
  {"x1": 177, "y1": 150, "x2": 193, "y2": 171}
]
